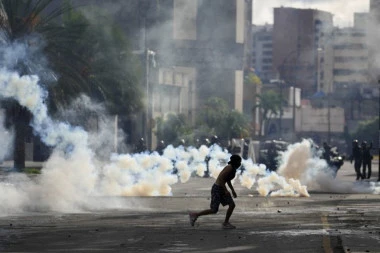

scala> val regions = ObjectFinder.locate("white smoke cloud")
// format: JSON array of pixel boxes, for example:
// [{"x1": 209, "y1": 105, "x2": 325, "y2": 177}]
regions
[
  {"x1": 0, "y1": 31, "x2": 379, "y2": 216},
  {"x1": 0, "y1": 65, "x2": 378, "y2": 216},
  {"x1": 276, "y1": 139, "x2": 379, "y2": 194},
  {"x1": 253, "y1": 0, "x2": 370, "y2": 27},
  {"x1": 238, "y1": 139, "x2": 379, "y2": 197},
  {"x1": 0, "y1": 112, "x2": 13, "y2": 162}
]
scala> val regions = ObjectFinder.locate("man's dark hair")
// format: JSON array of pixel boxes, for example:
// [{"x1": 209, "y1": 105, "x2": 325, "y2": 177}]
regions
[{"x1": 228, "y1": 155, "x2": 242, "y2": 165}]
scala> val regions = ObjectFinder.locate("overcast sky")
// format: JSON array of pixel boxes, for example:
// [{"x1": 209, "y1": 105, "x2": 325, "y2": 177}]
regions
[{"x1": 253, "y1": 0, "x2": 370, "y2": 27}]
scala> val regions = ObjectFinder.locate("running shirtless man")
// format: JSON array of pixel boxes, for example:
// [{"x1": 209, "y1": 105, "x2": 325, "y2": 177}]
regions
[{"x1": 189, "y1": 154, "x2": 242, "y2": 229}]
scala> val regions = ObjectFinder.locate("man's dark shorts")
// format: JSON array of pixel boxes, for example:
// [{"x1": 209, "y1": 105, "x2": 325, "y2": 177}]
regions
[{"x1": 210, "y1": 184, "x2": 234, "y2": 212}]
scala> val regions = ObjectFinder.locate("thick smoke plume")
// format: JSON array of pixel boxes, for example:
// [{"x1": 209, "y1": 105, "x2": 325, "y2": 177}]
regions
[{"x1": 0, "y1": 37, "x2": 379, "y2": 216}]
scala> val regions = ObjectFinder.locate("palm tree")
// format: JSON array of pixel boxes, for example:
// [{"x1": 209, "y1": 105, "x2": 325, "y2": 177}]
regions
[
  {"x1": 0, "y1": 0, "x2": 83, "y2": 169},
  {"x1": 253, "y1": 90, "x2": 283, "y2": 137},
  {"x1": 0, "y1": 0, "x2": 143, "y2": 169}
]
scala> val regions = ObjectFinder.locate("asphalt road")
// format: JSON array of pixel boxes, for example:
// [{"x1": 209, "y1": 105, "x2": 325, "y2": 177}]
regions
[{"x1": 0, "y1": 162, "x2": 379, "y2": 253}]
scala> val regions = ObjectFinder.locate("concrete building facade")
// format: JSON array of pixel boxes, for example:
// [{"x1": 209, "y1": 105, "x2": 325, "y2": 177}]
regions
[
  {"x1": 72, "y1": 0, "x2": 252, "y2": 149},
  {"x1": 148, "y1": 0, "x2": 252, "y2": 148},
  {"x1": 368, "y1": 0, "x2": 380, "y2": 86},
  {"x1": 331, "y1": 10, "x2": 379, "y2": 124},
  {"x1": 273, "y1": 7, "x2": 333, "y2": 98},
  {"x1": 332, "y1": 27, "x2": 369, "y2": 93},
  {"x1": 251, "y1": 24, "x2": 276, "y2": 83}
]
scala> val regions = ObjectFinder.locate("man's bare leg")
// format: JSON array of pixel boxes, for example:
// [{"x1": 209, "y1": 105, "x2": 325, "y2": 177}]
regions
[
  {"x1": 222, "y1": 203, "x2": 236, "y2": 229},
  {"x1": 189, "y1": 209, "x2": 216, "y2": 226},
  {"x1": 223, "y1": 203, "x2": 235, "y2": 224}
]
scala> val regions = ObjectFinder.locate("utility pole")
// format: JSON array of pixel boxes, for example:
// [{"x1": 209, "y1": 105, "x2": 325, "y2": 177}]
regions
[
  {"x1": 293, "y1": 18, "x2": 301, "y2": 142},
  {"x1": 378, "y1": 79, "x2": 380, "y2": 181},
  {"x1": 279, "y1": 79, "x2": 283, "y2": 139},
  {"x1": 327, "y1": 93, "x2": 331, "y2": 143},
  {"x1": 145, "y1": 47, "x2": 150, "y2": 149}
]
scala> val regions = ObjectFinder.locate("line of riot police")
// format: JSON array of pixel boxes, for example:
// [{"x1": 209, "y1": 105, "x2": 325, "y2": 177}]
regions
[{"x1": 350, "y1": 140, "x2": 374, "y2": 180}]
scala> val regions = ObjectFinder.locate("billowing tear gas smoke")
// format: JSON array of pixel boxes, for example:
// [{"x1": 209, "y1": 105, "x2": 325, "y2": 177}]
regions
[{"x1": 0, "y1": 68, "x2": 379, "y2": 216}]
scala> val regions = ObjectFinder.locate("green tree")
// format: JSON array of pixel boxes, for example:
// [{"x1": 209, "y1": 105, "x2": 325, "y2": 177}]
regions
[
  {"x1": 155, "y1": 97, "x2": 250, "y2": 148},
  {"x1": 155, "y1": 113, "x2": 191, "y2": 146},
  {"x1": 53, "y1": 5, "x2": 143, "y2": 115},
  {"x1": 244, "y1": 71, "x2": 262, "y2": 86},
  {"x1": 196, "y1": 97, "x2": 250, "y2": 141},
  {"x1": 0, "y1": 0, "x2": 81, "y2": 169},
  {"x1": 253, "y1": 90, "x2": 283, "y2": 137},
  {"x1": 351, "y1": 117, "x2": 379, "y2": 147},
  {"x1": 0, "y1": 0, "x2": 143, "y2": 169}
]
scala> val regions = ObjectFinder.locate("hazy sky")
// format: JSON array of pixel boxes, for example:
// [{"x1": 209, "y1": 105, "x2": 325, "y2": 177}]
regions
[{"x1": 253, "y1": 0, "x2": 370, "y2": 27}]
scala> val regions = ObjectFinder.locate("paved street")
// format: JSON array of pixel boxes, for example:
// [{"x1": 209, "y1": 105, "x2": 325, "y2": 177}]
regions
[{"x1": 0, "y1": 162, "x2": 379, "y2": 253}]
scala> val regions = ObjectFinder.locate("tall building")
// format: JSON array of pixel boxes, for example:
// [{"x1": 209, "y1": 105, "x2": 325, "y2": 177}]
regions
[
  {"x1": 164, "y1": 0, "x2": 251, "y2": 109},
  {"x1": 332, "y1": 27, "x2": 368, "y2": 93},
  {"x1": 273, "y1": 7, "x2": 333, "y2": 97},
  {"x1": 76, "y1": 0, "x2": 252, "y2": 148},
  {"x1": 368, "y1": 0, "x2": 380, "y2": 84},
  {"x1": 332, "y1": 26, "x2": 369, "y2": 120},
  {"x1": 251, "y1": 24, "x2": 276, "y2": 82},
  {"x1": 354, "y1": 12, "x2": 369, "y2": 29},
  {"x1": 331, "y1": 10, "x2": 379, "y2": 129},
  {"x1": 150, "y1": 0, "x2": 252, "y2": 147}
]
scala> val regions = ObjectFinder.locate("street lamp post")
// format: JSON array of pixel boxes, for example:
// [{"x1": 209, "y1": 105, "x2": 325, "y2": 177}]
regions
[
  {"x1": 317, "y1": 47, "x2": 330, "y2": 143},
  {"x1": 317, "y1": 48, "x2": 323, "y2": 92},
  {"x1": 327, "y1": 93, "x2": 331, "y2": 143},
  {"x1": 279, "y1": 79, "x2": 284, "y2": 138},
  {"x1": 145, "y1": 49, "x2": 150, "y2": 147},
  {"x1": 145, "y1": 49, "x2": 156, "y2": 150},
  {"x1": 292, "y1": 85, "x2": 296, "y2": 141},
  {"x1": 378, "y1": 79, "x2": 380, "y2": 182}
]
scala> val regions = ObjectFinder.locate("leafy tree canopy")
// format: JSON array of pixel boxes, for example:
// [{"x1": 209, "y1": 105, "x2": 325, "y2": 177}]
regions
[
  {"x1": 244, "y1": 71, "x2": 262, "y2": 86},
  {"x1": 351, "y1": 117, "x2": 379, "y2": 147},
  {"x1": 155, "y1": 113, "x2": 192, "y2": 146},
  {"x1": 197, "y1": 97, "x2": 250, "y2": 140},
  {"x1": 155, "y1": 97, "x2": 251, "y2": 147},
  {"x1": 51, "y1": 4, "x2": 144, "y2": 115}
]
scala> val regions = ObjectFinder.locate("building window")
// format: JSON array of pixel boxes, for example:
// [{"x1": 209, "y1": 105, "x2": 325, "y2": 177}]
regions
[
  {"x1": 163, "y1": 71, "x2": 172, "y2": 84},
  {"x1": 263, "y1": 43, "x2": 272, "y2": 48},
  {"x1": 334, "y1": 44, "x2": 366, "y2": 50},
  {"x1": 352, "y1": 32, "x2": 365, "y2": 37},
  {"x1": 262, "y1": 58, "x2": 272, "y2": 63},
  {"x1": 333, "y1": 69, "x2": 366, "y2": 75},
  {"x1": 334, "y1": 56, "x2": 368, "y2": 62},
  {"x1": 258, "y1": 35, "x2": 272, "y2": 41},
  {"x1": 262, "y1": 66, "x2": 273, "y2": 71}
]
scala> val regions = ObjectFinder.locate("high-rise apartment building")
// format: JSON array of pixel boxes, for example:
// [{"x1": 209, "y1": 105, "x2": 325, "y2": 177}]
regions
[
  {"x1": 251, "y1": 24, "x2": 276, "y2": 82},
  {"x1": 273, "y1": 7, "x2": 333, "y2": 97},
  {"x1": 368, "y1": 0, "x2": 380, "y2": 84},
  {"x1": 332, "y1": 27, "x2": 368, "y2": 93}
]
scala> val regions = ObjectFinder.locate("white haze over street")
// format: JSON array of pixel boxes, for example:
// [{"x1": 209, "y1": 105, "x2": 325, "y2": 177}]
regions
[
  {"x1": 0, "y1": 38, "x2": 379, "y2": 216},
  {"x1": 253, "y1": 0, "x2": 370, "y2": 27}
]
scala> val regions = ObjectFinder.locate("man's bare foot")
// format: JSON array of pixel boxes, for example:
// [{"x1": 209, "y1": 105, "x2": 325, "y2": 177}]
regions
[{"x1": 222, "y1": 222, "x2": 236, "y2": 229}]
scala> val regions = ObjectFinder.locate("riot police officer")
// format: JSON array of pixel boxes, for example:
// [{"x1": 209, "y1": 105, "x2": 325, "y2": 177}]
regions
[
  {"x1": 156, "y1": 140, "x2": 166, "y2": 155},
  {"x1": 322, "y1": 142, "x2": 332, "y2": 164},
  {"x1": 350, "y1": 140, "x2": 363, "y2": 180},
  {"x1": 134, "y1": 138, "x2": 147, "y2": 153},
  {"x1": 361, "y1": 141, "x2": 373, "y2": 179}
]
